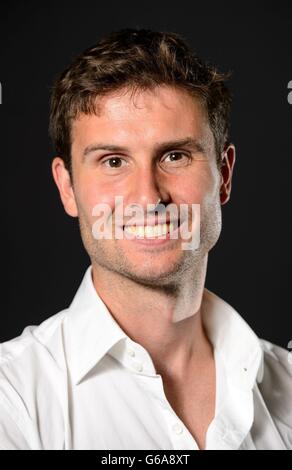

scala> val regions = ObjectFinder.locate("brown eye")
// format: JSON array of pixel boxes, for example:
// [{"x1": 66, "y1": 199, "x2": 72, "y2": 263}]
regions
[
  {"x1": 167, "y1": 152, "x2": 184, "y2": 161},
  {"x1": 103, "y1": 157, "x2": 125, "y2": 168},
  {"x1": 162, "y1": 152, "x2": 190, "y2": 166}
]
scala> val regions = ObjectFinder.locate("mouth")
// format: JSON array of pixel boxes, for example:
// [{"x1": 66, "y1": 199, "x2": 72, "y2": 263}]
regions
[{"x1": 122, "y1": 219, "x2": 181, "y2": 239}]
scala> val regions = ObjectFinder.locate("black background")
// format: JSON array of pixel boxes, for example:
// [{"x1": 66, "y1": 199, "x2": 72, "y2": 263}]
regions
[{"x1": 0, "y1": 1, "x2": 291, "y2": 347}]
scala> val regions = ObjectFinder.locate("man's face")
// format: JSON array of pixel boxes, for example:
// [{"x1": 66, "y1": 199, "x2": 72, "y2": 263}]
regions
[{"x1": 55, "y1": 85, "x2": 231, "y2": 287}]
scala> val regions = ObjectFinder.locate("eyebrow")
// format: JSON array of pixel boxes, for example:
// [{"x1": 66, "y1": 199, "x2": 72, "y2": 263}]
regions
[{"x1": 82, "y1": 137, "x2": 206, "y2": 160}]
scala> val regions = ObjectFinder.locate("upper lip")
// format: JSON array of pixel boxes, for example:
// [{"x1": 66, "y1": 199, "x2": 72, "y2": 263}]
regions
[{"x1": 123, "y1": 218, "x2": 180, "y2": 227}]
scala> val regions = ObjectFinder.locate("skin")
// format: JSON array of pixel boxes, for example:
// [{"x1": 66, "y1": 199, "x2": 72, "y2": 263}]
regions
[{"x1": 52, "y1": 84, "x2": 236, "y2": 449}]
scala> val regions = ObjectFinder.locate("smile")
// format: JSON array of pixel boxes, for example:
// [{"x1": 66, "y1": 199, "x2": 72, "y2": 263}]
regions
[{"x1": 122, "y1": 220, "x2": 181, "y2": 240}]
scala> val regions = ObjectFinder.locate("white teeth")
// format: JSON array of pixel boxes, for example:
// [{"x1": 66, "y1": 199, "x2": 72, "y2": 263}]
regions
[{"x1": 124, "y1": 222, "x2": 174, "y2": 238}]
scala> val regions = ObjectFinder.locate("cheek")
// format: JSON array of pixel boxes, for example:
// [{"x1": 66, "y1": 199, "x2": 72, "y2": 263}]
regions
[
  {"x1": 75, "y1": 172, "x2": 118, "y2": 219},
  {"x1": 177, "y1": 165, "x2": 219, "y2": 203}
]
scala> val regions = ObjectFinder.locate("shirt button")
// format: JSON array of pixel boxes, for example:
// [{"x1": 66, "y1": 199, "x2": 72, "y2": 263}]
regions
[
  {"x1": 127, "y1": 348, "x2": 136, "y2": 357},
  {"x1": 172, "y1": 423, "x2": 184, "y2": 435},
  {"x1": 133, "y1": 362, "x2": 143, "y2": 373}
]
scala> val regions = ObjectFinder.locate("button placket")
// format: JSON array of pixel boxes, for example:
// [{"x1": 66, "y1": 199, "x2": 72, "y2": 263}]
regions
[
  {"x1": 126, "y1": 343, "x2": 144, "y2": 373},
  {"x1": 132, "y1": 361, "x2": 144, "y2": 373},
  {"x1": 172, "y1": 422, "x2": 184, "y2": 435},
  {"x1": 127, "y1": 347, "x2": 136, "y2": 358}
]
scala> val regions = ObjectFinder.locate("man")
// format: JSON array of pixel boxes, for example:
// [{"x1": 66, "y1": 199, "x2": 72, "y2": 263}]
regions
[{"x1": 0, "y1": 28, "x2": 291, "y2": 450}]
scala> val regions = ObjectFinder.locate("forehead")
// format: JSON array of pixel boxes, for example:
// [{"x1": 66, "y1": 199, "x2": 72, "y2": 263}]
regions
[{"x1": 71, "y1": 85, "x2": 213, "y2": 152}]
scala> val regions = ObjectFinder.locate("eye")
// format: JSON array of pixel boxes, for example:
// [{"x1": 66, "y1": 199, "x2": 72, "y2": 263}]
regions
[
  {"x1": 162, "y1": 151, "x2": 191, "y2": 166},
  {"x1": 101, "y1": 156, "x2": 127, "y2": 169}
]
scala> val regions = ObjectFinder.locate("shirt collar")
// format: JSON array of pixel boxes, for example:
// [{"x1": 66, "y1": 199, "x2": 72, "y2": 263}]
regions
[
  {"x1": 202, "y1": 288, "x2": 264, "y2": 391},
  {"x1": 67, "y1": 265, "x2": 263, "y2": 390},
  {"x1": 67, "y1": 265, "x2": 127, "y2": 385},
  {"x1": 201, "y1": 289, "x2": 264, "y2": 449}
]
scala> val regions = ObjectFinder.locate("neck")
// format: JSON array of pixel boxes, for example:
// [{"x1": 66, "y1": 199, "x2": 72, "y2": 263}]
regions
[{"x1": 91, "y1": 254, "x2": 213, "y2": 380}]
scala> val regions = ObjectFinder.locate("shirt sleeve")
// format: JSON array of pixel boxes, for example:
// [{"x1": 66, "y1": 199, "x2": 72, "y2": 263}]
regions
[
  {"x1": 258, "y1": 339, "x2": 292, "y2": 449},
  {"x1": 0, "y1": 402, "x2": 31, "y2": 450},
  {"x1": 0, "y1": 367, "x2": 33, "y2": 450}
]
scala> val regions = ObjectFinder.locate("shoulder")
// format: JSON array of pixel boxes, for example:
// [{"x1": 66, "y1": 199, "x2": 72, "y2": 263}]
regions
[
  {"x1": 258, "y1": 338, "x2": 292, "y2": 430},
  {"x1": 0, "y1": 309, "x2": 69, "y2": 449},
  {"x1": 260, "y1": 338, "x2": 292, "y2": 384},
  {"x1": 0, "y1": 308, "x2": 68, "y2": 374}
]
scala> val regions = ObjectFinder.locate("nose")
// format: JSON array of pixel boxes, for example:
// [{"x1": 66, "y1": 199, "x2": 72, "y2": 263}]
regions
[{"x1": 126, "y1": 165, "x2": 170, "y2": 211}]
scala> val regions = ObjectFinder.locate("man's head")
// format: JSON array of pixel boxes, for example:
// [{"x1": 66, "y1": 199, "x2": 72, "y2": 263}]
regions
[
  {"x1": 50, "y1": 28, "x2": 235, "y2": 289},
  {"x1": 50, "y1": 28, "x2": 233, "y2": 178}
]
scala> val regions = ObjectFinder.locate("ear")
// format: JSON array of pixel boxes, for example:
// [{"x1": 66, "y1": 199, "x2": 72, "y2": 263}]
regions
[
  {"x1": 219, "y1": 143, "x2": 236, "y2": 205},
  {"x1": 51, "y1": 157, "x2": 78, "y2": 217}
]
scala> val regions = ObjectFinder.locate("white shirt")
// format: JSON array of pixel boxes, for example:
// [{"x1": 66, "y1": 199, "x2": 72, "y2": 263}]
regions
[{"x1": 0, "y1": 265, "x2": 291, "y2": 450}]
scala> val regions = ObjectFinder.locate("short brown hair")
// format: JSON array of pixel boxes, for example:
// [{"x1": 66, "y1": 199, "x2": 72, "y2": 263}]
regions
[{"x1": 49, "y1": 28, "x2": 232, "y2": 176}]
